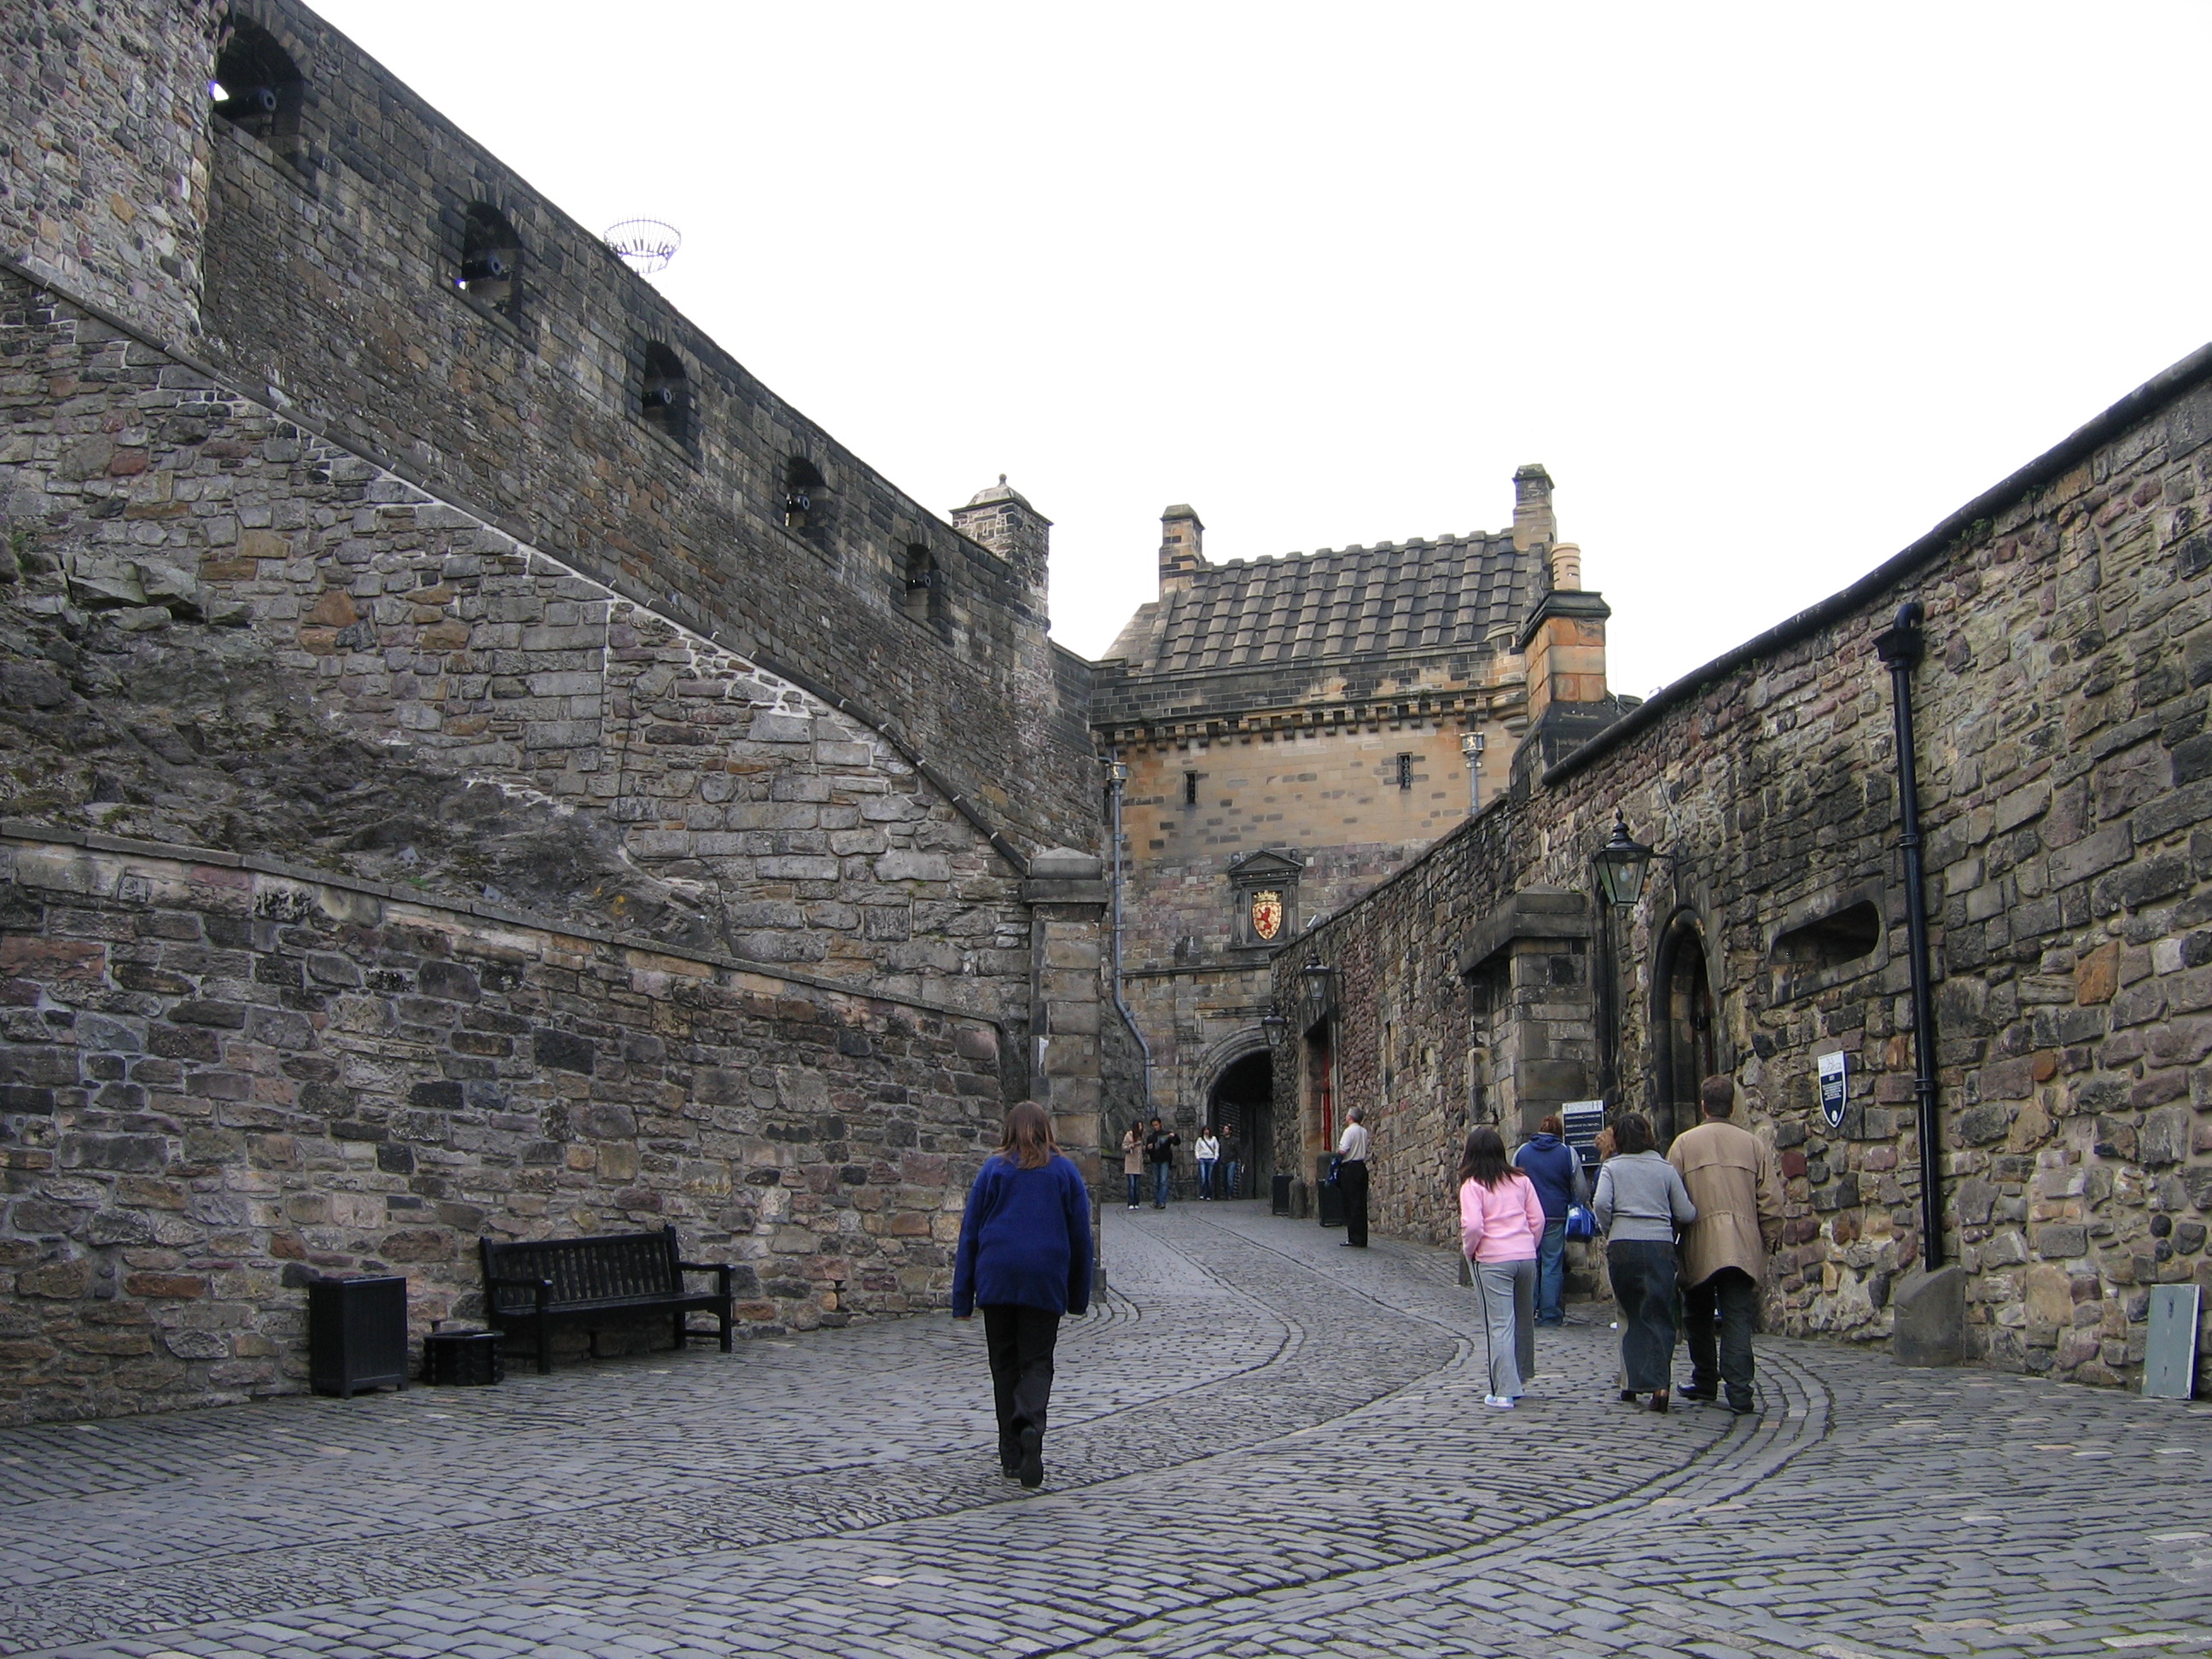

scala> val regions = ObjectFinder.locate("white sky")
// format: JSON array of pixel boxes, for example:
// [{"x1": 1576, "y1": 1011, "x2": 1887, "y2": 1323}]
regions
[{"x1": 311, "y1": 2, "x2": 2212, "y2": 698}]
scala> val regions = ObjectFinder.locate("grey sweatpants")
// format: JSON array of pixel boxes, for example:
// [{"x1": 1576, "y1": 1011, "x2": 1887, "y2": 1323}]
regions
[{"x1": 1474, "y1": 1257, "x2": 1538, "y2": 1398}]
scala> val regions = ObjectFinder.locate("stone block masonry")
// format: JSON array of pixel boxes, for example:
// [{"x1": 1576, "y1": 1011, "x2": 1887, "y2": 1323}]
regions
[{"x1": 0, "y1": 828, "x2": 1007, "y2": 1425}]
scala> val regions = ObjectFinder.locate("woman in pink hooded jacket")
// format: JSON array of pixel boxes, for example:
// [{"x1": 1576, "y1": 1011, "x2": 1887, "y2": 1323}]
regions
[{"x1": 1458, "y1": 1125, "x2": 1546, "y2": 1407}]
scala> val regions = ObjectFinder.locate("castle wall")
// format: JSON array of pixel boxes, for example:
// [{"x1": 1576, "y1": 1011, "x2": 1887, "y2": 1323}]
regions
[
  {"x1": 0, "y1": 829, "x2": 1004, "y2": 1426},
  {"x1": 189, "y1": 0, "x2": 1096, "y2": 859},
  {"x1": 0, "y1": 271, "x2": 1111, "y2": 1420},
  {"x1": 1275, "y1": 348, "x2": 2212, "y2": 1389}
]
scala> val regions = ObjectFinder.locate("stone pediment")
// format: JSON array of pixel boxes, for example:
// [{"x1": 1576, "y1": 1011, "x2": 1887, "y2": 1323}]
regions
[{"x1": 1227, "y1": 848, "x2": 1305, "y2": 888}]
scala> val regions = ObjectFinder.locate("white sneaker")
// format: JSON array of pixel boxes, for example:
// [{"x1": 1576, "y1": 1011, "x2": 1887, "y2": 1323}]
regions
[{"x1": 1482, "y1": 1394, "x2": 1516, "y2": 1409}]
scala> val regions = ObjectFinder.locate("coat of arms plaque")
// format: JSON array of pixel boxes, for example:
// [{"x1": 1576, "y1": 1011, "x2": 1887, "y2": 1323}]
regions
[{"x1": 1250, "y1": 889, "x2": 1284, "y2": 942}]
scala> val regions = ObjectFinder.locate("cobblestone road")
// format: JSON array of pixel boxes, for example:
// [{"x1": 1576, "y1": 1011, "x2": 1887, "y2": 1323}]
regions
[{"x1": 3, "y1": 1203, "x2": 2209, "y2": 1658}]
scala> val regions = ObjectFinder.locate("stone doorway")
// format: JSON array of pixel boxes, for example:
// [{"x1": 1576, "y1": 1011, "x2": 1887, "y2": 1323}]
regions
[
  {"x1": 1658, "y1": 921, "x2": 1717, "y2": 1144},
  {"x1": 1207, "y1": 1050, "x2": 1272, "y2": 1200}
]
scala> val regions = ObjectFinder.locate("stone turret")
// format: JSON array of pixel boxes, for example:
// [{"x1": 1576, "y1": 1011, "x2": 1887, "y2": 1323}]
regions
[{"x1": 952, "y1": 475, "x2": 1051, "y2": 594}]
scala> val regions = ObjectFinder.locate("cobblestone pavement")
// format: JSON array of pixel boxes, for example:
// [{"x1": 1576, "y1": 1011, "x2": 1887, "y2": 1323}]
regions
[{"x1": 3, "y1": 1203, "x2": 2209, "y2": 1658}]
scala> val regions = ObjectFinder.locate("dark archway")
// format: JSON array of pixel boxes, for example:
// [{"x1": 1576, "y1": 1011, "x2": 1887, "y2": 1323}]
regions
[
  {"x1": 1655, "y1": 914, "x2": 1717, "y2": 1145},
  {"x1": 1207, "y1": 1049, "x2": 1272, "y2": 1200}
]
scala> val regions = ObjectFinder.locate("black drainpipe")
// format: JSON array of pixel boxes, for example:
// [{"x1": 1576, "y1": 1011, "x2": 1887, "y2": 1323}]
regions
[{"x1": 1874, "y1": 601, "x2": 1944, "y2": 1269}]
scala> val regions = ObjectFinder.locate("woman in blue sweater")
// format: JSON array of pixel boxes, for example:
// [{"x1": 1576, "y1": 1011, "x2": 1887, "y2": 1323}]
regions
[{"x1": 952, "y1": 1100, "x2": 1094, "y2": 1488}]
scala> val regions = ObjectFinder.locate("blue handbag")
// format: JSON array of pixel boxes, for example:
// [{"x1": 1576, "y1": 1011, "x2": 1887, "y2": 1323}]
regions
[{"x1": 1564, "y1": 1202, "x2": 1598, "y2": 1242}]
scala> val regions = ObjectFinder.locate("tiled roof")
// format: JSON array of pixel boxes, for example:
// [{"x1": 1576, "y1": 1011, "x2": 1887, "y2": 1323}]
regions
[{"x1": 1103, "y1": 533, "x2": 1542, "y2": 675}]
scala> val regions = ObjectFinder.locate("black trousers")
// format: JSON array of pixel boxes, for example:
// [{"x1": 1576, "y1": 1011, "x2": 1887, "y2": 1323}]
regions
[
  {"x1": 981, "y1": 1303, "x2": 1060, "y2": 1458},
  {"x1": 1684, "y1": 1266, "x2": 1758, "y2": 1402},
  {"x1": 1606, "y1": 1239, "x2": 1679, "y2": 1393},
  {"x1": 1339, "y1": 1159, "x2": 1370, "y2": 1246}
]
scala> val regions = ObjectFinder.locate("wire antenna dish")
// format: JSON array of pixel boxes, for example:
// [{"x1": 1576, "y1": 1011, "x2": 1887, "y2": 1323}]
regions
[{"x1": 604, "y1": 218, "x2": 682, "y2": 276}]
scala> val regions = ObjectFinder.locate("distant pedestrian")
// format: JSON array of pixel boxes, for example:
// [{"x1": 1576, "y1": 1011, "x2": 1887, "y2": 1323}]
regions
[
  {"x1": 1121, "y1": 1122, "x2": 1145, "y2": 1210},
  {"x1": 1195, "y1": 1126, "x2": 1221, "y2": 1199},
  {"x1": 1144, "y1": 1116, "x2": 1180, "y2": 1208},
  {"x1": 1456, "y1": 1125, "x2": 1544, "y2": 1408},
  {"x1": 1669, "y1": 1075, "x2": 1785, "y2": 1416},
  {"x1": 1593, "y1": 1111, "x2": 1697, "y2": 1413},
  {"x1": 1219, "y1": 1122, "x2": 1242, "y2": 1200},
  {"x1": 1513, "y1": 1114, "x2": 1589, "y2": 1326},
  {"x1": 952, "y1": 1101, "x2": 1093, "y2": 1489},
  {"x1": 1336, "y1": 1106, "x2": 1371, "y2": 1247}
]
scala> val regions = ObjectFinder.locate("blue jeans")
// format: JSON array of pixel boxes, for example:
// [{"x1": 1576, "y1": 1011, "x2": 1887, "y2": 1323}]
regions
[
  {"x1": 1152, "y1": 1163, "x2": 1171, "y2": 1206},
  {"x1": 1221, "y1": 1161, "x2": 1240, "y2": 1199},
  {"x1": 1535, "y1": 1219, "x2": 1567, "y2": 1324},
  {"x1": 1126, "y1": 1172, "x2": 1142, "y2": 1207},
  {"x1": 1197, "y1": 1159, "x2": 1217, "y2": 1198}
]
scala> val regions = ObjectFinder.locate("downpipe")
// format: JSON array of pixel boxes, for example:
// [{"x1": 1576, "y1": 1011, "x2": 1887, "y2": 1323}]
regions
[
  {"x1": 1105, "y1": 758, "x2": 1153, "y2": 1120},
  {"x1": 1875, "y1": 601, "x2": 1945, "y2": 1269}
]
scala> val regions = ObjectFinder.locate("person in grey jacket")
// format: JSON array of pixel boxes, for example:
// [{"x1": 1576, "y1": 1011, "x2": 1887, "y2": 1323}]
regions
[{"x1": 1592, "y1": 1112, "x2": 1697, "y2": 1412}]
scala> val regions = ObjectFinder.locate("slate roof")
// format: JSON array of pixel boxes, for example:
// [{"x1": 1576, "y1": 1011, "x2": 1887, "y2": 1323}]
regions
[{"x1": 1102, "y1": 533, "x2": 1543, "y2": 676}]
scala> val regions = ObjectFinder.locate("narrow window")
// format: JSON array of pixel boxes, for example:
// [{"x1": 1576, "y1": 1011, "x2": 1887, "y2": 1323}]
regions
[
  {"x1": 1396, "y1": 753, "x2": 1414, "y2": 789},
  {"x1": 211, "y1": 15, "x2": 305, "y2": 148},
  {"x1": 785, "y1": 457, "x2": 826, "y2": 531},
  {"x1": 455, "y1": 204, "x2": 521, "y2": 319},
  {"x1": 1184, "y1": 771, "x2": 1199, "y2": 806},
  {"x1": 901, "y1": 543, "x2": 939, "y2": 624},
  {"x1": 639, "y1": 343, "x2": 690, "y2": 444},
  {"x1": 1772, "y1": 900, "x2": 1883, "y2": 972}
]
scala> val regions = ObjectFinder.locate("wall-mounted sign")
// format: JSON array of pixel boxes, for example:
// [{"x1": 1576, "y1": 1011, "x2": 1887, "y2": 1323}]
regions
[
  {"x1": 1250, "y1": 889, "x2": 1284, "y2": 942},
  {"x1": 1562, "y1": 1098, "x2": 1606, "y2": 1167},
  {"x1": 1818, "y1": 1051, "x2": 1848, "y2": 1130}
]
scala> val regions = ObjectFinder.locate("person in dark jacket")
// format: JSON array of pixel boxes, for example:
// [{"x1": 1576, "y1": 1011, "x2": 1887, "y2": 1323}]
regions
[
  {"x1": 1513, "y1": 1115, "x2": 1590, "y2": 1326},
  {"x1": 1144, "y1": 1116, "x2": 1180, "y2": 1209},
  {"x1": 952, "y1": 1101, "x2": 1093, "y2": 1488}
]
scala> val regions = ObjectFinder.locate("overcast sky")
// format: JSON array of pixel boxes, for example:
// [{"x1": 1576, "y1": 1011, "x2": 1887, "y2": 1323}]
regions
[{"x1": 312, "y1": 2, "x2": 2212, "y2": 698}]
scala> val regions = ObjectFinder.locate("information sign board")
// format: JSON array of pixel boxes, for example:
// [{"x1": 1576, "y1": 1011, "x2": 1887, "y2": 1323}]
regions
[
  {"x1": 1818, "y1": 1052, "x2": 1848, "y2": 1130},
  {"x1": 1562, "y1": 1098, "x2": 1606, "y2": 1167}
]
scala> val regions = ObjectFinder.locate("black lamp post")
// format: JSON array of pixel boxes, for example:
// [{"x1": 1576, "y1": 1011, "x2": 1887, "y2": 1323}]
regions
[{"x1": 1589, "y1": 812, "x2": 1658, "y2": 1110}]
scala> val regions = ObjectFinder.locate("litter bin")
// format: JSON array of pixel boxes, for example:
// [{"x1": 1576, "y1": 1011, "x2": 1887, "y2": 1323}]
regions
[
  {"x1": 422, "y1": 1326, "x2": 504, "y2": 1386},
  {"x1": 1271, "y1": 1173, "x2": 1294, "y2": 1215},
  {"x1": 1316, "y1": 1154, "x2": 1345, "y2": 1228},
  {"x1": 308, "y1": 1274, "x2": 409, "y2": 1397}
]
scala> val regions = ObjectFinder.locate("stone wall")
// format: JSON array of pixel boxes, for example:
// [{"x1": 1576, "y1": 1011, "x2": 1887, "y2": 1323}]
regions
[
  {"x1": 189, "y1": 0, "x2": 1096, "y2": 859},
  {"x1": 1, "y1": 1, "x2": 218, "y2": 345},
  {"x1": 0, "y1": 829, "x2": 1006, "y2": 1425},
  {"x1": 1276, "y1": 346, "x2": 2212, "y2": 1390},
  {"x1": 0, "y1": 272, "x2": 1036, "y2": 1023}
]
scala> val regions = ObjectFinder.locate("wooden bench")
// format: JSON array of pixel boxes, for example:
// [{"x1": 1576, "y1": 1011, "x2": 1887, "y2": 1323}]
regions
[{"x1": 478, "y1": 1226, "x2": 735, "y2": 1375}]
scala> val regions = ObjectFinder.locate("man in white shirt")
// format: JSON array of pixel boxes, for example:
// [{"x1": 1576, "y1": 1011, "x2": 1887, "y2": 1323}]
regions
[{"x1": 1336, "y1": 1108, "x2": 1371, "y2": 1248}]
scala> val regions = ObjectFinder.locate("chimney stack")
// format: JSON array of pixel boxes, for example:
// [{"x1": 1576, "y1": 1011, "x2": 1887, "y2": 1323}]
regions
[
  {"x1": 1160, "y1": 504, "x2": 1206, "y2": 596},
  {"x1": 1511, "y1": 464, "x2": 1556, "y2": 553}
]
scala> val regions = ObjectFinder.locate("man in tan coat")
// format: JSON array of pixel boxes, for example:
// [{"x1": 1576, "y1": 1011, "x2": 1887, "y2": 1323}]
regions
[{"x1": 1668, "y1": 1074, "x2": 1784, "y2": 1415}]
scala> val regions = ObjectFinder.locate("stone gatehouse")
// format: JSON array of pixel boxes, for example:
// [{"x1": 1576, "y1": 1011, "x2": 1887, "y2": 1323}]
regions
[
  {"x1": 1091, "y1": 469, "x2": 1632, "y2": 1190},
  {"x1": 0, "y1": 0, "x2": 1125, "y2": 1422},
  {"x1": 1272, "y1": 345, "x2": 2212, "y2": 1391}
]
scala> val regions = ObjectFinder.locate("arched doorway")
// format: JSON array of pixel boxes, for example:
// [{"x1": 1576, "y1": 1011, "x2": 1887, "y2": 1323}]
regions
[
  {"x1": 1207, "y1": 1050, "x2": 1272, "y2": 1200},
  {"x1": 1656, "y1": 916, "x2": 1717, "y2": 1144}
]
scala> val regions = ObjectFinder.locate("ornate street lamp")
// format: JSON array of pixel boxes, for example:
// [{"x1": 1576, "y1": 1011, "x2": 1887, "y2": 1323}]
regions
[{"x1": 1592, "y1": 812, "x2": 1656, "y2": 910}]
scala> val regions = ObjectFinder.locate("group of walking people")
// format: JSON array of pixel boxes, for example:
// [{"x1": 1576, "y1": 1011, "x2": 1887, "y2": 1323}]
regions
[
  {"x1": 946, "y1": 1075, "x2": 1783, "y2": 1495},
  {"x1": 1458, "y1": 1074, "x2": 1784, "y2": 1414}
]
